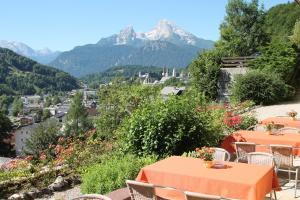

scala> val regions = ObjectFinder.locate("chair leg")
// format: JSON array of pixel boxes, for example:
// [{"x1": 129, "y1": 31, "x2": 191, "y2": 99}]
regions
[
  {"x1": 274, "y1": 190, "x2": 277, "y2": 200},
  {"x1": 270, "y1": 191, "x2": 272, "y2": 200},
  {"x1": 289, "y1": 168, "x2": 291, "y2": 181},
  {"x1": 295, "y1": 168, "x2": 298, "y2": 198}
]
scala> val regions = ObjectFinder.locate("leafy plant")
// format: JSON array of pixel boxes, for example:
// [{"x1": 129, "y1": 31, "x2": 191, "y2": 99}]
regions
[
  {"x1": 80, "y1": 154, "x2": 156, "y2": 194},
  {"x1": 249, "y1": 40, "x2": 298, "y2": 83},
  {"x1": 119, "y1": 92, "x2": 224, "y2": 157},
  {"x1": 231, "y1": 70, "x2": 294, "y2": 105},
  {"x1": 96, "y1": 80, "x2": 160, "y2": 140}
]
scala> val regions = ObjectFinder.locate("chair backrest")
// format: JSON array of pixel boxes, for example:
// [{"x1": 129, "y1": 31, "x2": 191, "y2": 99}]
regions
[
  {"x1": 270, "y1": 145, "x2": 293, "y2": 168},
  {"x1": 71, "y1": 194, "x2": 112, "y2": 200},
  {"x1": 213, "y1": 148, "x2": 231, "y2": 162},
  {"x1": 126, "y1": 180, "x2": 156, "y2": 200},
  {"x1": 247, "y1": 152, "x2": 274, "y2": 166},
  {"x1": 235, "y1": 142, "x2": 256, "y2": 163},
  {"x1": 277, "y1": 127, "x2": 300, "y2": 134},
  {"x1": 184, "y1": 191, "x2": 221, "y2": 200}
]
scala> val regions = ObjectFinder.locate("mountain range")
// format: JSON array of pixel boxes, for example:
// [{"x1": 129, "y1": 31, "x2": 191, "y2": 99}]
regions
[
  {"x1": 50, "y1": 20, "x2": 214, "y2": 77},
  {"x1": 0, "y1": 40, "x2": 61, "y2": 64}
]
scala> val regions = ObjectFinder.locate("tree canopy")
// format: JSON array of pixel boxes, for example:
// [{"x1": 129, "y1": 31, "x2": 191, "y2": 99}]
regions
[
  {"x1": 217, "y1": 0, "x2": 269, "y2": 56},
  {"x1": 65, "y1": 92, "x2": 90, "y2": 137}
]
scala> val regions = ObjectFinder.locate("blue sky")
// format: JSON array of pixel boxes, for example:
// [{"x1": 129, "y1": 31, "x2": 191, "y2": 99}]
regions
[{"x1": 0, "y1": 0, "x2": 292, "y2": 51}]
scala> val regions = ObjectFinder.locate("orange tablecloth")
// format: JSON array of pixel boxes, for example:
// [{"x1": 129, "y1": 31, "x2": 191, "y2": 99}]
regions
[
  {"x1": 261, "y1": 117, "x2": 300, "y2": 128},
  {"x1": 136, "y1": 156, "x2": 280, "y2": 200},
  {"x1": 221, "y1": 130, "x2": 300, "y2": 155}
]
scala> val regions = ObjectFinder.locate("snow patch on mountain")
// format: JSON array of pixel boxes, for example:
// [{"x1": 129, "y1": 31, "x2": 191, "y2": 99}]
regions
[
  {"x1": 98, "y1": 19, "x2": 214, "y2": 49},
  {"x1": 0, "y1": 40, "x2": 61, "y2": 64}
]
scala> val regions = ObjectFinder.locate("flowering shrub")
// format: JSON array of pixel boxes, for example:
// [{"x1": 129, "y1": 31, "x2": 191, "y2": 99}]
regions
[
  {"x1": 223, "y1": 110, "x2": 257, "y2": 132},
  {"x1": 223, "y1": 112, "x2": 242, "y2": 128},
  {"x1": 183, "y1": 147, "x2": 215, "y2": 161},
  {"x1": 196, "y1": 147, "x2": 215, "y2": 161}
]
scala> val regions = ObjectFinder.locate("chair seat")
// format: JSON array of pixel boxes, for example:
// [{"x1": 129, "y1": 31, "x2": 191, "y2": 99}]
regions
[{"x1": 293, "y1": 158, "x2": 300, "y2": 167}]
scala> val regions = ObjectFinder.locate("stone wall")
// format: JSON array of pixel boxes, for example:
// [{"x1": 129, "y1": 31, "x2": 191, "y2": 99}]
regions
[{"x1": 218, "y1": 67, "x2": 248, "y2": 102}]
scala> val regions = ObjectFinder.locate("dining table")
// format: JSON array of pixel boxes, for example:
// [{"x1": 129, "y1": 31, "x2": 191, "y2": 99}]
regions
[
  {"x1": 261, "y1": 117, "x2": 300, "y2": 128},
  {"x1": 136, "y1": 156, "x2": 280, "y2": 200},
  {"x1": 221, "y1": 130, "x2": 300, "y2": 155}
]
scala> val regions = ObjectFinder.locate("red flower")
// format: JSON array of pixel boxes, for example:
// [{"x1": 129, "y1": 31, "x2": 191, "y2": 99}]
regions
[
  {"x1": 224, "y1": 115, "x2": 242, "y2": 128},
  {"x1": 195, "y1": 148, "x2": 200, "y2": 152}
]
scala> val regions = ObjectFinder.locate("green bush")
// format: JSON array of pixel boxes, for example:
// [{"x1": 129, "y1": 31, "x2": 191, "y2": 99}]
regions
[
  {"x1": 238, "y1": 115, "x2": 258, "y2": 130},
  {"x1": 231, "y1": 71, "x2": 294, "y2": 105},
  {"x1": 80, "y1": 154, "x2": 156, "y2": 194},
  {"x1": 119, "y1": 92, "x2": 224, "y2": 157},
  {"x1": 249, "y1": 41, "x2": 298, "y2": 83}
]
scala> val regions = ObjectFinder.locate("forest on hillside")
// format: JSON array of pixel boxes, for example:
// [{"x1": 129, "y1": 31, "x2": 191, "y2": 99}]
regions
[{"x1": 0, "y1": 48, "x2": 79, "y2": 95}]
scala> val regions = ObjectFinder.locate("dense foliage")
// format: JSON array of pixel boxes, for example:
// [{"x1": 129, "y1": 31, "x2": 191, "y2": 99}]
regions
[
  {"x1": 189, "y1": 49, "x2": 225, "y2": 99},
  {"x1": 217, "y1": 0, "x2": 269, "y2": 56},
  {"x1": 231, "y1": 71, "x2": 294, "y2": 105},
  {"x1": 265, "y1": 2, "x2": 300, "y2": 41},
  {"x1": 0, "y1": 95, "x2": 12, "y2": 114},
  {"x1": 120, "y1": 91, "x2": 224, "y2": 157},
  {"x1": 96, "y1": 79, "x2": 160, "y2": 140},
  {"x1": 249, "y1": 40, "x2": 298, "y2": 83},
  {"x1": 291, "y1": 20, "x2": 300, "y2": 49},
  {"x1": 80, "y1": 154, "x2": 156, "y2": 194},
  {"x1": 0, "y1": 48, "x2": 79, "y2": 95},
  {"x1": 0, "y1": 110, "x2": 13, "y2": 156}
]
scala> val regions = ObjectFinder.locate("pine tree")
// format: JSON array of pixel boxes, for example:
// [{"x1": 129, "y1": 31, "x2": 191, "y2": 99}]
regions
[{"x1": 65, "y1": 92, "x2": 90, "y2": 137}]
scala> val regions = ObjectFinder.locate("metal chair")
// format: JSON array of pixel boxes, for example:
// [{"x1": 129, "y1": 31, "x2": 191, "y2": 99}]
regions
[
  {"x1": 234, "y1": 142, "x2": 256, "y2": 163},
  {"x1": 71, "y1": 194, "x2": 112, "y2": 200},
  {"x1": 247, "y1": 152, "x2": 278, "y2": 200},
  {"x1": 213, "y1": 148, "x2": 231, "y2": 162},
  {"x1": 184, "y1": 191, "x2": 221, "y2": 200},
  {"x1": 270, "y1": 145, "x2": 300, "y2": 198},
  {"x1": 126, "y1": 180, "x2": 157, "y2": 200}
]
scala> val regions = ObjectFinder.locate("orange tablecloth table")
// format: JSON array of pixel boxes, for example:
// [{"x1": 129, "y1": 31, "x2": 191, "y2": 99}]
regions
[
  {"x1": 221, "y1": 130, "x2": 300, "y2": 155},
  {"x1": 136, "y1": 156, "x2": 280, "y2": 200},
  {"x1": 261, "y1": 117, "x2": 300, "y2": 128}
]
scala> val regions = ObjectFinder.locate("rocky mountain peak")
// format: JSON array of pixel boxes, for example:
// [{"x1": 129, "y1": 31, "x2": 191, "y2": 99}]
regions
[{"x1": 116, "y1": 26, "x2": 137, "y2": 45}]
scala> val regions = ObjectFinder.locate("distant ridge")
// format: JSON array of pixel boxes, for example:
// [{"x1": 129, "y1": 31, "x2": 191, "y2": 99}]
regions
[
  {"x1": 0, "y1": 40, "x2": 61, "y2": 64},
  {"x1": 51, "y1": 20, "x2": 214, "y2": 77}
]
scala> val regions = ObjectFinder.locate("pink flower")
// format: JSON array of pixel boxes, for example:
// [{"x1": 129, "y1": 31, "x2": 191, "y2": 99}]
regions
[{"x1": 39, "y1": 153, "x2": 46, "y2": 161}]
